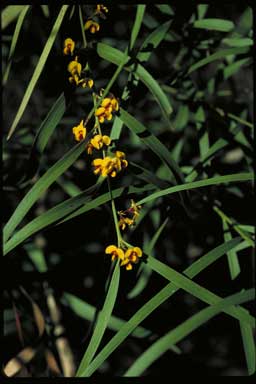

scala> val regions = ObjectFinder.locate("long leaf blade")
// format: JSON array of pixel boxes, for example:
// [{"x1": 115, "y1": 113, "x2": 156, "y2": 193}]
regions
[
  {"x1": 3, "y1": 138, "x2": 87, "y2": 243},
  {"x1": 97, "y1": 42, "x2": 173, "y2": 122},
  {"x1": 7, "y1": 5, "x2": 69, "y2": 140},
  {"x1": 76, "y1": 262, "x2": 120, "y2": 375},
  {"x1": 124, "y1": 289, "x2": 254, "y2": 376},
  {"x1": 77, "y1": 238, "x2": 250, "y2": 376},
  {"x1": 137, "y1": 173, "x2": 253, "y2": 205}
]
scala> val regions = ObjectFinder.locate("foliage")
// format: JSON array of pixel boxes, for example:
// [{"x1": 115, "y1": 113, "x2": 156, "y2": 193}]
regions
[{"x1": 2, "y1": 4, "x2": 254, "y2": 377}]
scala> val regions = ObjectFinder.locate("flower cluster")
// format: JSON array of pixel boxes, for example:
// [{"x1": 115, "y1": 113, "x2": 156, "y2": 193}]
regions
[
  {"x1": 67, "y1": 7, "x2": 135, "y2": 275},
  {"x1": 118, "y1": 200, "x2": 142, "y2": 230},
  {"x1": 92, "y1": 151, "x2": 128, "y2": 178},
  {"x1": 95, "y1": 95, "x2": 119, "y2": 124},
  {"x1": 84, "y1": 4, "x2": 108, "y2": 34},
  {"x1": 105, "y1": 245, "x2": 143, "y2": 271},
  {"x1": 67, "y1": 56, "x2": 93, "y2": 88}
]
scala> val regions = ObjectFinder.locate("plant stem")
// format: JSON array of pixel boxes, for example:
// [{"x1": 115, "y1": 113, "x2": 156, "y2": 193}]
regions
[
  {"x1": 79, "y1": 6, "x2": 87, "y2": 49},
  {"x1": 107, "y1": 177, "x2": 123, "y2": 247}
]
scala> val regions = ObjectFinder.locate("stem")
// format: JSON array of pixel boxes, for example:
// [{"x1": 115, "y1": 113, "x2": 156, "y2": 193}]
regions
[
  {"x1": 91, "y1": 94, "x2": 122, "y2": 247},
  {"x1": 107, "y1": 177, "x2": 123, "y2": 247},
  {"x1": 79, "y1": 6, "x2": 87, "y2": 48},
  {"x1": 86, "y1": 58, "x2": 127, "y2": 123}
]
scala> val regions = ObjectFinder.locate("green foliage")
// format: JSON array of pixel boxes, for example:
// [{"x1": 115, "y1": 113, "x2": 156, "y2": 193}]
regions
[{"x1": 3, "y1": 4, "x2": 254, "y2": 378}]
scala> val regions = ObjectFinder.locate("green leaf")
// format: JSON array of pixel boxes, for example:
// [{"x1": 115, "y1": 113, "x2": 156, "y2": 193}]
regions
[
  {"x1": 223, "y1": 58, "x2": 250, "y2": 80},
  {"x1": 223, "y1": 220, "x2": 241, "y2": 280},
  {"x1": 193, "y1": 18, "x2": 234, "y2": 32},
  {"x1": 40, "y1": 5, "x2": 49, "y2": 18},
  {"x1": 173, "y1": 105, "x2": 189, "y2": 131},
  {"x1": 1, "y1": 5, "x2": 26, "y2": 29},
  {"x1": 62, "y1": 292, "x2": 151, "y2": 338},
  {"x1": 119, "y1": 108, "x2": 184, "y2": 184},
  {"x1": 138, "y1": 20, "x2": 172, "y2": 62},
  {"x1": 130, "y1": 5, "x2": 146, "y2": 50},
  {"x1": 137, "y1": 173, "x2": 253, "y2": 206},
  {"x1": 3, "y1": 138, "x2": 88, "y2": 244},
  {"x1": 33, "y1": 93, "x2": 66, "y2": 155},
  {"x1": 147, "y1": 255, "x2": 254, "y2": 326},
  {"x1": 25, "y1": 243, "x2": 47, "y2": 273},
  {"x1": 3, "y1": 6, "x2": 30, "y2": 85},
  {"x1": 77, "y1": 238, "x2": 248, "y2": 377},
  {"x1": 76, "y1": 262, "x2": 120, "y2": 376},
  {"x1": 7, "y1": 5, "x2": 69, "y2": 140},
  {"x1": 155, "y1": 5, "x2": 174, "y2": 16},
  {"x1": 124, "y1": 288, "x2": 254, "y2": 376},
  {"x1": 3, "y1": 181, "x2": 102, "y2": 255},
  {"x1": 197, "y1": 5, "x2": 209, "y2": 19},
  {"x1": 222, "y1": 38, "x2": 253, "y2": 47},
  {"x1": 188, "y1": 47, "x2": 250, "y2": 75},
  {"x1": 97, "y1": 42, "x2": 173, "y2": 123},
  {"x1": 56, "y1": 175, "x2": 81, "y2": 197},
  {"x1": 58, "y1": 184, "x2": 155, "y2": 226},
  {"x1": 128, "y1": 218, "x2": 169, "y2": 299},
  {"x1": 4, "y1": 183, "x2": 154, "y2": 255},
  {"x1": 240, "y1": 312, "x2": 256, "y2": 376}
]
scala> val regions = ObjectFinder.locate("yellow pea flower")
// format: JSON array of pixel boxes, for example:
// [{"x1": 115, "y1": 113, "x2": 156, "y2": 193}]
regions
[
  {"x1": 72, "y1": 120, "x2": 86, "y2": 141},
  {"x1": 105, "y1": 245, "x2": 124, "y2": 261},
  {"x1": 121, "y1": 247, "x2": 143, "y2": 270},
  {"x1": 96, "y1": 4, "x2": 109, "y2": 15},
  {"x1": 85, "y1": 19, "x2": 100, "y2": 34},
  {"x1": 90, "y1": 134, "x2": 111, "y2": 150},
  {"x1": 63, "y1": 38, "x2": 75, "y2": 55},
  {"x1": 68, "y1": 58, "x2": 82, "y2": 77},
  {"x1": 92, "y1": 157, "x2": 115, "y2": 177}
]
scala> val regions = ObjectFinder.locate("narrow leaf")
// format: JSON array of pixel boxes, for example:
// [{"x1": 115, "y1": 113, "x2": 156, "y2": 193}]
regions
[
  {"x1": 130, "y1": 5, "x2": 146, "y2": 50},
  {"x1": 77, "y1": 238, "x2": 249, "y2": 376},
  {"x1": 124, "y1": 289, "x2": 254, "y2": 376},
  {"x1": 76, "y1": 262, "x2": 120, "y2": 375},
  {"x1": 7, "y1": 5, "x2": 69, "y2": 140},
  {"x1": 97, "y1": 42, "x2": 173, "y2": 122},
  {"x1": 188, "y1": 47, "x2": 250, "y2": 75},
  {"x1": 3, "y1": 6, "x2": 30, "y2": 85},
  {"x1": 4, "y1": 138, "x2": 88, "y2": 244},
  {"x1": 2, "y1": 5, "x2": 25, "y2": 29},
  {"x1": 193, "y1": 18, "x2": 234, "y2": 32},
  {"x1": 137, "y1": 173, "x2": 253, "y2": 206}
]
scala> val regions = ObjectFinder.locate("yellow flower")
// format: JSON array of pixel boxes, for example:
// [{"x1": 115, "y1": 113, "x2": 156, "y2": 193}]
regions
[
  {"x1": 85, "y1": 19, "x2": 100, "y2": 33},
  {"x1": 113, "y1": 151, "x2": 128, "y2": 171},
  {"x1": 92, "y1": 157, "x2": 115, "y2": 177},
  {"x1": 63, "y1": 38, "x2": 75, "y2": 55},
  {"x1": 94, "y1": 96, "x2": 119, "y2": 124},
  {"x1": 130, "y1": 199, "x2": 142, "y2": 218},
  {"x1": 96, "y1": 4, "x2": 108, "y2": 15},
  {"x1": 121, "y1": 247, "x2": 143, "y2": 270},
  {"x1": 91, "y1": 151, "x2": 127, "y2": 178},
  {"x1": 105, "y1": 245, "x2": 124, "y2": 261},
  {"x1": 72, "y1": 120, "x2": 86, "y2": 141},
  {"x1": 118, "y1": 200, "x2": 141, "y2": 231},
  {"x1": 87, "y1": 134, "x2": 111, "y2": 154},
  {"x1": 101, "y1": 97, "x2": 119, "y2": 112},
  {"x1": 118, "y1": 217, "x2": 134, "y2": 231},
  {"x1": 95, "y1": 106, "x2": 112, "y2": 124},
  {"x1": 90, "y1": 134, "x2": 111, "y2": 150},
  {"x1": 68, "y1": 58, "x2": 82, "y2": 77}
]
